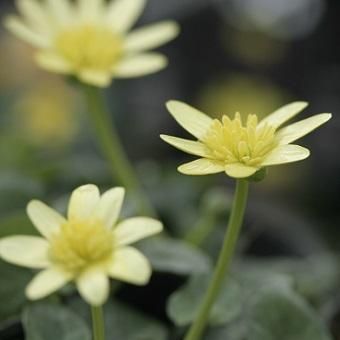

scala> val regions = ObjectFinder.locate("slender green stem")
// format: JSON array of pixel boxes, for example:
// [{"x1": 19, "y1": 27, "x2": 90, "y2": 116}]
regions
[
  {"x1": 184, "y1": 179, "x2": 249, "y2": 340},
  {"x1": 185, "y1": 210, "x2": 217, "y2": 247},
  {"x1": 91, "y1": 306, "x2": 105, "y2": 340},
  {"x1": 82, "y1": 85, "x2": 155, "y2": 216}
]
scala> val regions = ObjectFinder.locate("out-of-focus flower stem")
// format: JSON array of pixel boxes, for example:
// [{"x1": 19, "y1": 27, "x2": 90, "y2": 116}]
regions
[
  {"x1": 184, "y1": 179, "x2": 249, "y2": 340},
  {"x1": 185, "y1": 209, "x2": 218, "y2": 247},
  {"x1": 91, "y1": 306, "x2": 105, "y2": 340},
  {"x1": 83, "y1": 85, "x2": 155, "y2": 216}
]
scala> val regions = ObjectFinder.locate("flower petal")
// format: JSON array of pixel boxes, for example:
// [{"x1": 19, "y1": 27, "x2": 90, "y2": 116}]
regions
[
  {"x1": 16, "y1": 0, "x2": 51, "y2": 33},
  {"x1": 108, "y1": 246, "x2": 151, "y2": 285},
  {"x1": 178, "y1": 158, "x2": 224, "y2": 175},
  {"x1": 68, "y1": 184, "x2": 100, "y2": 221},
  {"x1": 46, "y1": 0, "x2": 74, "y2": 25},
  {"x1": 107, "y1": 0, "x2": 146, "y2": 33},
  {"x1": 258, "y1": 102, "x2": 308, "y2": 129},
  {"x1": 0, "y1": 236, "x2": 49, "y2": 269},
  {"x1": 160, "y1": 135, "x2": 211, "y2": 158},
  {"x1": 27, "y1": 200, "x2": 66, "y2": 239},
  {"x1": 94, "y1": 187, "x2": 125, "y2": 229},
  {"x1": 77, "y1": 270, "x2": 109, "y2": 306},
  {"x1": 124, "y1": 21, "x2": 179, "y2": 53},
  {"x1": 262, "y1": 144, "x2": 310, "y2": 166},
  {"x1": 113, "y1": 53, "x2": 167, "y2": 78},
  {"x1": 77, "y1": 0, "x2": 105, "y2": 22},
  {"x1": 114, "y1": 217, "x2": 163, "y2": 246},
  {"x1": 166, "y1": 101, "x2": 213, "y2": 140},
  {"x1": 26, "y1": 268, "x2": 71, "y2": 300},
  {"x1": 4, "y1": 16, "x2": 50, "y2": 48},
  {"x1": 225, "y1": 163, "x2": 258, "y2": 178},
  {"x1": 276, "y1": 113, "x2": 332, "y2": 145},
  {"x1": 35, "y1": 52, "x2": 71, "y2": 74},
  {"x1": 78, "y1": 69, "x2": 112, "y2": 87}
]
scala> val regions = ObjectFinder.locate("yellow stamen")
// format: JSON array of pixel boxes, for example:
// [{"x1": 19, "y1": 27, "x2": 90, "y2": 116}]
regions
[
  {"x1": 49, "y1": 219, "x2": 114, "y2": 274},
  {"x1": 55, "y1": 25, "x2": 123, "y2": 71},
  {"x1": 202, "y1": 113, "x2": 277, "y2": 166}
]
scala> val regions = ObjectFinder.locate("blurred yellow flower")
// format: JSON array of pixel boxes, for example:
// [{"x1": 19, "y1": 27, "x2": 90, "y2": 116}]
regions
[
  {"x1": 0, "y1": 184, "x2": 163, "y2": 306},
  {"x1": 15, "y1": 80, "x2": 79, "y2": 146},
  {"x1": 198, "y1": 73, "x2": 287, "y2": 120},
  {"x1": 161, "y1": 101, "x2": 331, "y2": 179},
  {"x1": 5, "y1": 0, "x2": 179, "y2": 87}
]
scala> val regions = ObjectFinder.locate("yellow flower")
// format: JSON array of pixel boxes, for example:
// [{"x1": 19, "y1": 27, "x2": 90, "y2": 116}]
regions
[
  {"x1": 161, "y1": 101, "x2": 331, "y2": 179},
  {"x1": 4, "y1": 0, "x2": 179, "y2": 87},
  {"x1": 197, "y1": 73, "x2": 287, "y2": 120},
  {"x1": 15, "y1": 80, "x2": 80, "y2": 146},
  {"x1": 0, "y1": 184, "x2": 163, "y2": 306}
]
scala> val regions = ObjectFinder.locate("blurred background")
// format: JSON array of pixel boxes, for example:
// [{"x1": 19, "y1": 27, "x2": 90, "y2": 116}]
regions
[{"x1": 0, "y1": 0, "x2": 340, "y2": 339}]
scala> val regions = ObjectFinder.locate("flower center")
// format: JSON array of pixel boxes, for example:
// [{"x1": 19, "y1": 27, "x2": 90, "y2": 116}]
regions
[
  {"x1": 201, "y1": 113, "x2": 277, "y2": 166},
  {"x1": 55, "y1": 25, "x2": 123, "y2": 71},
  {"x1": 49, "y1": 219, "x2": 114, "y2": 274}
]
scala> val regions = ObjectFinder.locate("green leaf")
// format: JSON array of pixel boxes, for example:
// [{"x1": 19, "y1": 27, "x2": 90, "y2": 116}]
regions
[
  {"x1": 167, "y1": 273, "x2": 242, "y2": 326},
  {"x1": 104, "y1": 301, "x2": 168, "y2": 340},
  {"x1": 22, "y1": 303, "x2": 91, "y2": 340},
  {"x1": 69, "y1": 298, "x2": 168, "y2": 340},
  {"x1": 246, "y1": 288, "x2": 332, "y2": 340},
  {"x1": 205, "y1": 279, "x2": 332, "y2": 340},
  {"x1": 235, "y1": 266, "x2": 295, "y2": 294},
  {"x1": 204, "y1": 320, "x2": 247, "y2": 340},
  {"x1": 138, "y1": 237, "x2": 212, "y2": 275},
  {"x1": 0, "y1": 261, "x2": 32, "y2": 320},
  {"x1": 235, "y1": 254, "x2": 340, "y2": 304}
]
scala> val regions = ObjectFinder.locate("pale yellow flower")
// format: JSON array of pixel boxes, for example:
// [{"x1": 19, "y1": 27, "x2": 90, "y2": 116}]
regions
[
  {"x1": 198, "y1": 73, "x2": 287, "y2": 120},
  {"x1": 0, "y1": 184, "x2": 163, "y2": 306},
  {"x1": 4, "y1": 0, "x2": 179, "y2": 87},
  {"x1": 15, "y1": 80, "x2": 80, "y2": 146},
  {"x1": 161, "y1": 101, "x2": 331, "y2": 179}
]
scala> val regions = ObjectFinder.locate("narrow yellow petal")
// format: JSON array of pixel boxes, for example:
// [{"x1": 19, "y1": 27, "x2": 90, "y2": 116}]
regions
[
  {"x1": 26, "y1": 268, "x2": 71, "y2": 300},
  {"x1": 259, "y1": 102, "x2": 308, "y2": 129},
  {"x1": 108, "y1": 247, "x2": 151, "y2": 285},
  {"x1": 0, "y1": 236, "x2": 49, "y2": 269},
  {"x1": 35, "y1": 52, "x2": 71, "y2": 74},
  {"x1": 77, "y1": 0, "x2": 105, "y2": 22},
  {"x1": 68, "y1": 184, "x2": 100, "y2": 221},
  {"x1": 114, "y1": 217, "x2": 163, "y2": 246},
  {"x1": 78, "y1": 69, "x2": 112, "y2": 87},
  {"x1": 225, "y1": 164, "x2": 258, "y2": 178},
  {"x1": 106, "y1": 0, "x2": 146, "y2": 33},
  {"x1": 4, "y1": 16, "x2": 50, "y2": 48},
  {"x1": 124, "y1": 21, "x2": 180, "y2": 53},
  {"x1": 113, "y1": 53, "x2": 167, "y2": 78},
  {"x1": 16, "y1": 0, "x2": 51, "y2": 33},
  {"x1": 262, "y1": 144, "x2": 310, "y2": 166},
  {"x1": 77, "y1": 270, "x2": 109, "y2": 306},
  {"x1": 178, "y1": 158, "x2": 224, "y2": 175},
  {"x1": 160, "y1": 135, "x2": 211, "y2": 158},
  {"x1": 166, "y1": 101, "x2": 213, "y2": 140},
  {"x1": 27, "y1": 200, "x2": 66, "y2": 239},
  {"x1": 276, "y1": 113, "x2": 332, "y2": 145},
  {"x1": 46, "y1": 0, "x2": 73, "y2": 25},
  {"x1": 93, "y1": 187, "x2": 125, "y2": 229}
]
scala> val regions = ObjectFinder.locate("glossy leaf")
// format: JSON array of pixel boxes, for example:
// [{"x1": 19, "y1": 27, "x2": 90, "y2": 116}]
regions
[
  {"x1": 167, "y1": 274, "x2": 242, "y2": 326},
  {"x1": 138, "y1": 237, "x2": 211, "y2": 275},
  {"x1": 23, "y1": 303, "x2": 91, "y2": 340}
]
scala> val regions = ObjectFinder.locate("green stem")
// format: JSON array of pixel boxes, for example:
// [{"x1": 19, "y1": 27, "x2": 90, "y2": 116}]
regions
[
  {"x1": 185, "y1": 210, "x2": 217, "y2": 247},
  {"x1": 184, "y1": 179, "x2": 249, "y2": 340},
  {"x1": 91, "y1": 306, "x2": 105, "y2": 340},
  {"x1": 82, "y1": 85, "x2": 155, "y2": 216}
]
